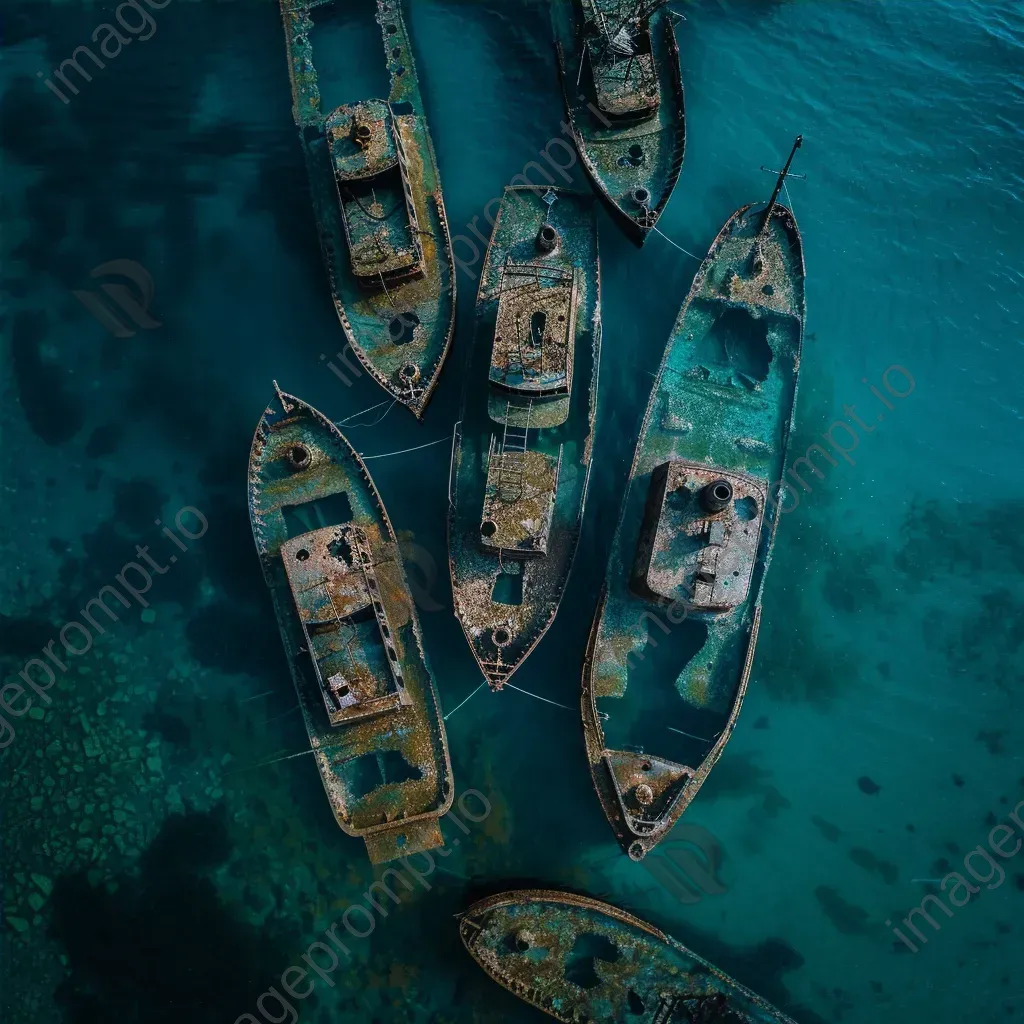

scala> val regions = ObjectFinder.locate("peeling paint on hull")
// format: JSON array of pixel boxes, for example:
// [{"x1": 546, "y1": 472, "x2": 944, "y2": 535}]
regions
[
  {"x1": 552, "y1": 0, "x2": 686, "y2": 246},
  {"x1": 280, "y1": 0, "x2": 456, "y2": 417},
  {"x1": 460, "y1": 889, "x2": 799, "y2": 1023},
  {"x1": 582, "y1": 194, "x2": 805, "y2": 860},
  {"x1": 248, "y1": 385, "x2": 453, "y2": 864},
  {"x1": 449, "y1": 187, "x2": 601, "y2": 690}
]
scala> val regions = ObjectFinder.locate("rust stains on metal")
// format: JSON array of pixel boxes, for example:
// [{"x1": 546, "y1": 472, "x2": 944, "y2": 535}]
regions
[
  {"x1": 582, "y1": 141, "x2": 805, "y2": 860},
  {"x1": 248, "y1": 384, "x2": 453, "y2": 864},
  {"x1": 460, "y1": 889, "x2": 800, "y2": 1022},
  {"x1": 279, "y1": 0, "x2": 455, "y2": 417},
  {"x1": 449, "y1": 187, "x2": 601, "y2": 690},
  {"x1": 552, "y1": 0, "x2": 686, "y2": 245}
]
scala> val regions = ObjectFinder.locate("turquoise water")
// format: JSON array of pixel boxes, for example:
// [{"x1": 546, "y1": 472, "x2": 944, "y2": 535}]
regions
[{"x1": 2, "y1": 1, "x2": 1023, "y2": 1022}]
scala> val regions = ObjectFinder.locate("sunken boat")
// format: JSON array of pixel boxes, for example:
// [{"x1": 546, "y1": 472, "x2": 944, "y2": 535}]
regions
[
  {"x1": 448, "y1": 187, "x2": 601, "y2": 690},
  {"x1": 460, "y1": 889, "x2": 799, "y2": 1023},
  {"x1": 552, "y1": 0, "x2": 685, "y2": 245},
  {"x1": 248, "y1": 384, "x2": 453, "y2": 864},
  {"x1": 582, "y1": 138, "x2": 805, "y2": 860},
  {"x1": 280, "y1": 0, "x2": 455, "y2": 417}
]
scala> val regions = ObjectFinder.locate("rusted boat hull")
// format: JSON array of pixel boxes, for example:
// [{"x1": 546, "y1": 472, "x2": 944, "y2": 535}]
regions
[
  {"x1": 460, "y1": 889, "x2": 799, "y2": 1022},
  {"x1": 552, "y1": 0, "x2": 686, "y2": 246},
  {"x1": 248, "y1": 385, "x2": 453, "y2": 863},
  {"x1": 448, "y1": 186, "x2": 601, "y2": 689},
  {"x1": 583, "y1": 198, "x2": 805, "y2": 860},
  {"x1": 280, "y1": 0, "x2": 455, "y2": 417}
]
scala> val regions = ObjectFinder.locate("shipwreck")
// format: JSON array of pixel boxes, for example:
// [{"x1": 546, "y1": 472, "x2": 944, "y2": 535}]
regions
[
  {"x1": 552, "y1": 0, "x2": 686, "y2": 245},
  {"x1": 448, "y1": 186, "x2": 601, "y2": 690},
  {"x1": 280, "y1": 0, "x2": 455, "y2": 417},
  {"x1": 582, "y1": 138, "x2": 806, "y2": 860},
  {"x1": 248, "y1": 384, "x2": 453, "y2": 864},
  {"x1": 460, "y1": 889, "x2": 799, "y2": 1022}
]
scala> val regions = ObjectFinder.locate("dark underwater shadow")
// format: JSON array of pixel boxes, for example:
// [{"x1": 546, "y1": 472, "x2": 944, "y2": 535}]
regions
[{"x1": 48, "y1": 806, "x2": 300, "y2": 1024}]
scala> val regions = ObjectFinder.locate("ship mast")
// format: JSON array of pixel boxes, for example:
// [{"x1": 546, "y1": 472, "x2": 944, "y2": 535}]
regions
[{"x1": 760, "y1": 134, "x2": 802, "y2": 235}]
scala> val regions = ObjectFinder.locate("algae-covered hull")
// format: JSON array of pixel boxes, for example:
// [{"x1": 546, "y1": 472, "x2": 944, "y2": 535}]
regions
[
  {"x1": 460, "y1": 890, "x2": 799, "y2": 1023},
  {"x1": 280, "y1": 0, "x2": 455, "y2": 417},
  {"x1": 248, "y1": 385, "x2": 453, "y2": 863},
  {"x1": 582, "y1": 179, "x2": 805, "y2": 859},
  {"x1": 449, "y1": 187, "x2": 601, "y2": 689},
  {"x1": 552, "y1": 0, "x2": 685, "y2": 245}
]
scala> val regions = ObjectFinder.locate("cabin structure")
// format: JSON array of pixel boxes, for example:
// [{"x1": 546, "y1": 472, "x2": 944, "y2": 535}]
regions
[
  {"x1": 325, "y1": 99, "x2": 424, "y2": 282},
  {"x1": 281, "y1": 523, "x2": 412, "y2": 726}
]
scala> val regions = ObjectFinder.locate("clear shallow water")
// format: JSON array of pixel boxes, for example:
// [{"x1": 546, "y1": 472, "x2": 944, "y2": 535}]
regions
[{"x1": 1, "y1": 1, "x2": 1022, "y2": 1022}]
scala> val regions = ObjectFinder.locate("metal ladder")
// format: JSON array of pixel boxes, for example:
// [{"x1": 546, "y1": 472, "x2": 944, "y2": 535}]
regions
[
  {"x1": 494, "y1": 399, "x2": 532, "y2": 503},
  {"x1": 388, "y1": 106, "x2": 422, "y2": 246},
  {"x1": 346, "y1": 526, "x2": 405, "y2": 691}
]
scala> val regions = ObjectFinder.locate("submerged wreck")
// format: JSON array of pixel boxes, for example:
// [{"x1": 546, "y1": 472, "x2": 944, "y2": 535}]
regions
[
  {"x1": 280, "y1": 0, "x2": 455, "y2": 417},
  {"x1": 449, "y1": 187, "x2": 601, "y2": 689},
  {"x1": 460, "y1": 889, "x2": 798, "y2": 1022},
  {"x1": 552, "y1": 0, "x2": 685, "y2": 245},
  {"x1": 582, "y1": 138, "x2": 805, "y2": 860},
  {"x1": 248, "y1": 384, "x2": 453, "y2": 863}
]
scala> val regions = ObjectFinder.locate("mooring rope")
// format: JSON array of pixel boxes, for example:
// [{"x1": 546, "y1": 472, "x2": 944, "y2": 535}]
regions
[
  {"x1": 667, "y1": 725, "x2": 712, "y2": 743},
  {"x1": 783, "y1": 178, "x2": 795, "y2": 218},
  {"x1": 360, "y1": 434, "x2": 452, "y2": 460},
  {"x1": 346, "y1": 398, "x2": 398, "y2": 429},
  {"x1": 261, "y1": 704, "x2": 302, "y2": 726},
  {"x1": 651, "y1": 224, "x2": 701, "y2": 260},
  {"x1": 337, "y1": 398, "x2": 393, "y2": 427},
  {"x1": 505, "y1": 682, "x2": 576, "y2": 713},
  {"x1": 239, "y1": 689, "x2": 276, "y2": 703},
  {"x1": 225, "y1": 748, "x2": 316, "y2": 775},
  {"x1": 444, "y1": 680, "x2": 486, "y2": 721}
]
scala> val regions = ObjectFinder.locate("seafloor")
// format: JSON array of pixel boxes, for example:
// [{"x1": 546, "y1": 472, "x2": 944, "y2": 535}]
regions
[{"x1": 1, "y1": 1, "x2": 1023, "y2": 1023}]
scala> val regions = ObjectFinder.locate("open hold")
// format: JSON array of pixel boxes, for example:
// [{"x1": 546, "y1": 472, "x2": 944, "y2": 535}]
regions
[
  {"x1": 389, "y1": 311, "x2": 420, "y2": 345},
  {"x1": 481, "y1": 519, "x2": 497, "y2": 538},
  {"x1": 530, "y1": 310, "x2": 547, "y2": 348},
  {"x1": 627, "y1": 989, "x2": 646, "y2": 1015},
  {"x1": 492, "y1": 627, "x2": 511, "y2": 647},
  {"x1": 281, "y1": 491, "x2": 354, "y2": 539},
  {"x1": 619, "y1": 143, "x2": 645, "y2": 168},
  {"x1": 565, "y1": 932, "x2": 620, "y2": 989},
  {"x1": 340, "y1": 749, "x2": 422, "y2": 799},
  {"x1": 491, "y1": 571, "x2": 524, "y2": 606},
  {"x1": 702, "y1": 306, "x2": 774, "y2": 382},
  {"x1": 734, "y1": 496, "x2": 758, "y2": 522}
]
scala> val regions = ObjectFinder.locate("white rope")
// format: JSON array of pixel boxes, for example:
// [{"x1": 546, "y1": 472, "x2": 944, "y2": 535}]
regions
[
  {"x1": 240, "y1": 689, "x2": 276, "y2": 703},
  {"x1": 667, "y1": 725, "x2": 711, "y2": 743},
  {"x1": 505, "y1": 682, "x2": 576, "y2": 713},
  {"x1": 337, "y1": 399, "x2": 392, "y2": 427},
  {"x1": 360, "y1": 434, "x2": 452, "y2": 460},
  {"x1": 345, "y1": 399, "x2": 398, "y2": 429},
  {"x1": 261, "y1": 705, "x2": 301, "y2": 726},
  {"x1": 444, "y1": 680, "x2": 486, "y2": 720},
  {"x1": 226, "y1": 748, "x2": 316, "y2": 774},
  {"x1": 783, "y1": 178, "x2": 795, "y2": 218},
  {"x1": 651, "y1": 224, "x2": 701, "y2": 260}
]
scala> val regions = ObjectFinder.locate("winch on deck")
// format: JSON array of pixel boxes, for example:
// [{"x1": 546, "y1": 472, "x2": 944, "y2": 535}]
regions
[
  {"x1": 631, "y1": 460, "x2": 766, "y2": 611},
  {"x1": 326, "y1": 98, "x2": 424, "y2": 282},
  {"x1": 281, "y1": 523, "x2": 411, "y2": 725}
]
